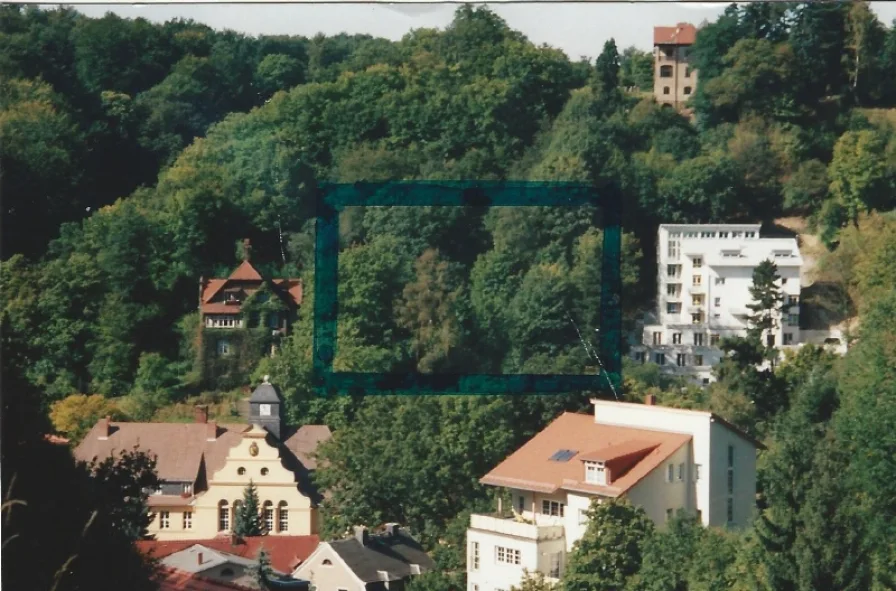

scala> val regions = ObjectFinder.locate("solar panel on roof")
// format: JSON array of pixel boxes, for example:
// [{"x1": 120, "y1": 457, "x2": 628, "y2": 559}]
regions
[{"x1": 548, "y1": 449, "x2": 578, "y2": 462}]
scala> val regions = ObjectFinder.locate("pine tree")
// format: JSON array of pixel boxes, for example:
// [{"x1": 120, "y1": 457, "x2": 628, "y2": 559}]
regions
[
  {"x1": 253, "y1": 547, "x2": 275, "y2": 590},
  {"x1": 746, "y1": 260, "x2": 785, "y2": 360},
  {"x1": 235, "y1": 480, "x2": 263, "y2": 537},
  {"x1": 594, "y1": 38, "x2": 620, "y2": 95}
]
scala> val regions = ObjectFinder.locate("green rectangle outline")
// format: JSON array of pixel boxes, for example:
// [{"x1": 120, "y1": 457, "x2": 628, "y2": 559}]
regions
[{"x1": 313, "y1": 181, "x2": 622, "y2": 396}]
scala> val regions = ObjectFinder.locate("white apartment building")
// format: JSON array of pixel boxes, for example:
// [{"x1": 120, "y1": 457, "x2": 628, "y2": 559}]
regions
[
  {"x1": 632, "y1": 224, "x2": 803, "y2": 383},
  {"x1": 466, "y1": 397, "x2": 761, "y2": 591}
]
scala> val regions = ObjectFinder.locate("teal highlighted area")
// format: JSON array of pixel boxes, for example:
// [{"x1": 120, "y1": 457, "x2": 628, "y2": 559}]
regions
[{"x1": 313, "y1": 181, "x2": 622, "y2": 396}]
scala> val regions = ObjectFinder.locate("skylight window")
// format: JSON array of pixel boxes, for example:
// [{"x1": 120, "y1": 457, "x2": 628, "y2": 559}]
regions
[{"x1": 549, "y1": 449, "x2": 578, "y2": 462}]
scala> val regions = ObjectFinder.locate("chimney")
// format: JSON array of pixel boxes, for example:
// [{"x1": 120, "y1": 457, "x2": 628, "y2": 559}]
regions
[
  {"x1": 354, "y1": 526, "x2": 368, "y2": 546},
  {"x1": 198, "y1": 552, "x2": 203, "y2": 565},
  {"x1": 242, "y1": 238, "x2": 251, "y2": 262},
  {"x1": 645, "y1": 394, "x2": 657, "y2": 406},
  {"x1": 98, "y1": 416, "x2": 111, "y2": 440},
  {"x1": 207, "y1": 420, "x2": 217, "y2": 442},
  {"x1": 194, "y1": 405, "x2": 209, "y2": 424},
  {"x1": 385, "y1": 523, "x2": 400, "y2": 538}
]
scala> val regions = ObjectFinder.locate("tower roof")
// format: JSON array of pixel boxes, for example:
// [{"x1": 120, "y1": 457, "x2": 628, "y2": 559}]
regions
[{"x1": 250, "y1": 376, "x2": 281, "y2": 403}]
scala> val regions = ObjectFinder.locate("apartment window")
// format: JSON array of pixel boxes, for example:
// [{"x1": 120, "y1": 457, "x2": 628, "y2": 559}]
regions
[
  {"x1": 673, "y1": 333, "x2": 682, "y2": 345},
  {"x1": 668, "y1": 241, "x2": 680, "y2": 259},
  {"x1": 217, "y1": 339, "x2": 231, "y2": 356},
  {"x1": 714, "y1": 297, "x2": 721, "y2": 308},
  {"x1": 694, "y1": 464, "x2": 702, "y2": 481},
  {"x1": 653, "y1": 332, "x2": 662, "y2": 345},
  {"x1": 218, "y1": 501, "x2": 229, "y2": 532},
  {"x1": 676, "y1": 353, "x2": 686, "y2": 367},
  {"x1": 578, "y1": 509, "x2": 589, "y2": 525},
  {"x1": 667, "y1": 284, "x2": 680, "y2": 297},
  {"x1": 728, "y1": 445, "x2": 735, "y2": 468},
  {"x1": 727, "y1": 498, "x2": 734, "y2": 524},
  {"x1": 693, "y1": 257, "x2": 703, "y2": 268},
  {"x1": 585, "y1": 462, "x2": 606, "y2": 485},
  {"x1": 713, "y1": 313, "x2": 721, "y2": 320},
  {"x1": 710, "y1": 334, "x2": 720, "y2": 346},
  {"x1": 692, "y1": 274, "x2": 702, "y2": 286},
  {"x1": 787, "y1": 314, "x2": 799, "y2": 327},
  {"x1": 666, "y1": 508, "x2": 674, "y2": 522},
  {"x1": 660, "y1": 65, "x2": 673, "y2": 78},
  {"x1": 667, "y1": 464, "x2": 674, "y2": 482},
  {"x1": 663, "y1": 86, "x2": 670, "y2": 95},
  {"x1": 278, "y1": 502, "x2": 288, "y2": 532},
  {"x1": 159, "y1": 511, "x2": 170, "y2": 529},
  {"x1": 787, "y1": 295, "x2": 800, "y2": 307},
  {"x1": 692, "y1": 295, "x2": 704, "y2": 306},
  {"x1": 656, "y1": 353, "x2": 666, "y2": 365},
  {"x1": 667, "y1": 302, "x2": 681, "y2": 314},
  {"x1": 719, "y1": 231, "x2": 728, "y2": 238},
  {"x1": 678, "y1": 463, "x2": 685, "y2": 481},
  {"x1": 496, "y1": 546, "x2": 521, "y2": 565},
  {"x1": 634, "y1": 351, "x2": 646, "y2": 363},
  {"x1": 183, "y1": 511, "x2": 192, "y2": 529},
  {"x1": 683, "y1": 86, "x2": 692, "y2": 95},
  {"x1": 542, "y1": 500, "x2": 565, "y2": 517},
  {"x1": 715, "y1": 277, "x2": 726, "y2": 285},
  {"x1": 692, "y1": 313, "x2": 703, "y2": 324},
  {"x1": 783, "y1": 333, "x2": 794, "y2": 345},
  {"x1": 694, "y1": 354, "x2": 704, "y2": 366},
  {"x1": 694, "y1": 333, "x2": 705, "y2": 346},
  {"x1": 549, "y1": 553, "x2": 562, "y2": 578},
  {"x1": 745, "y1": 231, "x2": 756, "y2": 238},
  {"x1": 667, "y1": 264, "x2": 681, "y2": 277},
  {"x1": 471, "y1": 541, "x2": 480, "y2": 570},
  {"x1": 727, "y1": 469, "x2": 734, "y2": 495},
  {"x1": 263, "y1": 501, "x2": 274, "y2": 533}
]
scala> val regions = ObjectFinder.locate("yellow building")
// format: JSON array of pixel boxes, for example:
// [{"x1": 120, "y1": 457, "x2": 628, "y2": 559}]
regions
[{"x1": 74, "y1": 379, "x2": 331, "y2": 541}]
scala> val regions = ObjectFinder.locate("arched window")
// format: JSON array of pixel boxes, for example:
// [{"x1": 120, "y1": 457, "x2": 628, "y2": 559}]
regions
[
  {"x1": 263, "y1": 501, "x2": 274, "y2": 533},
  {"x1": 278, "y1": 501, "x2": 288, "y2": 533},
  {"x1": 322, "y1": 559, "x2": 332, "y2": 566},
  {"x1": 237, "y1": 467, "x2": 246, "y2": 476},
  {"x1": 218, "y1": 501, "x2": 230, "y2": 532},
  {"x1": 660, "y1": 65, "x2": 673, "y2": 78},
  {"x1": 260, "y1": 468, "x2": 269, "y2": 476}
]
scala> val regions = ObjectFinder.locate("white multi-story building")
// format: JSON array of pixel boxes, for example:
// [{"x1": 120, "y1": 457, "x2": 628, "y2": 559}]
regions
[
  {"x1": 632, "y1": 224, "x2": 803, "y2": 384},
  {"x1": 466, "y1": 397, "x2": 761, "y2": 591}
]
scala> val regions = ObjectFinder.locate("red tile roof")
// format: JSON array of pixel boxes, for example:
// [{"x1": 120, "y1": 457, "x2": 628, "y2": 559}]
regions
[
  {"x1": 200, "y1": 264, "x2": 302, "y2": 316},
  {"x1": 654, "y1": 22, "x2": 697, "y2": 46},
  {"x1": 228, "y1": 260, "x2": 263, "y2": 282},
  {"x1": 138, "y1": 536, "x2": 320, "y2": 574},
  {"x1": 153, "y1": 566, "x2": 255, "y2": 591},
  {"x1": 480, "y1": 412, "x2": 691, "y2": 497}
]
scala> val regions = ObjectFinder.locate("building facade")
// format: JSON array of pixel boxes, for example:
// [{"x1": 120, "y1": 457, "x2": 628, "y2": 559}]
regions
[
  {"x1": 466, "y1": 398, "x2": 761, "y2": 591},
  {"x1": 633, "y1": 224, "x2": 803, "y2": 383},
  {"x1": 653, "y1": 23, "x2": 698, "y2": 108},
  {"x1": 74, "y1": 380, "x2": 330, "y2": 541}
]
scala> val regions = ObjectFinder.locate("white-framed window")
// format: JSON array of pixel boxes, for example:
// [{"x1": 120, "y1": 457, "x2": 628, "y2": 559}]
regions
[
  {"x1": 787, "y1": 314, "x2": 799, "y2": 327},
  {"x1": 278, "y1": 502, "x2": 288, "y2": 532},
  {"x1": 263, "y1": 501, "x2": 274, "y2": 533},
  {"x1": 694, "y1": 354, "x2": 704, "y2": 366},
  {"x1": 692, "y1": 313, "x2": 704, "y2": 324},
  {"x1": 667, "y1": 264, "x2": 681, "y2": 277},
  {"x1": 542, "y1": 500, "x2": 565, "y2": 517},
  {"x1": 693, "y1": 274, "x2": 702, "y2": 286},
  {"x1": 667, "y1": 302, "x2": 681, "y2": 314},
  {"x1": 745, "y1": 231, "x2": 756, "y2": 238},
  {"x1": 783, "y1": 333, "x2": 794, "y2": 345},
  {"x1": 667, "y1": 284, "x2": 681, "y2": 297},
  {"x1": 653, "y1": 332, "x2": 663, "y2": 345},
  {"x1": 470, "y1": 541, "x2": 479, "y2": 571},
  {"x1": 183, "y1": 511, "x2": 192, "y2": 529},
  {"x1": 470, "y1": 585, "x2": 479, "y2": 591},
  {"x1": 676, "y1": 353, "x2": 686, "y2": 367},
  {"x1": 159, "y1": 511, "x2": 170, "y2": 529},
  {"x1": 692, "y1": 294, "x2": 704, "y2": 306},
  {"x1": 585, "y1": 461, "x2": 606, "y2": 485},
  {"x1": 218, "y1": 501, "x2": 229, "y2": 531},
  {"x1": 673, "y1": 333, "x2": 682, "y2": 344},
  {"x1": 668, "y1": 240, "x2": 680, "y2": 259},
  {"x1": 693, "y1": 257, "x2": 703, "y2": 268},
  {"x1": 694, "y1": 333, "x2": 705, "y2": 346},
  {"x1": 496, "y1": 546, "x2": 521, "y2": 565}
]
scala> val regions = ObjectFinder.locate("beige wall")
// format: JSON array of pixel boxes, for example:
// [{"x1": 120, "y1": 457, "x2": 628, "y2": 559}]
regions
[
  {"x1": 653, "y1": 44, "x2": 697, "y2": 107},
  {"x1": 150, "y1": 425, "x2": 318, "y2": 540},
  {"x1": 626, "y1": 442, "x2": 695, "y2": 527},
  {"x1": 293, "y1": 544, "x2": 366, "y2": 591}
]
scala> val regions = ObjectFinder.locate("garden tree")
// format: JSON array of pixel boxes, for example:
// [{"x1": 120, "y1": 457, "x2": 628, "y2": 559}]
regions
[
  {"x1": 618, "y1": 47, "x2": 653, "y2": 91},
  {"x1": 235, "y1": 480, "x2": 264, "y2": 537},
  {"x1": 826, "y1": 129, "x2": 892, "y2": 232},
  {"x1": 783, "y1": 159, "x2": 829, "y2": 214},
  {"x1": 313, "y1": 396, "x2": 516, "y2": 546},
  {"x1": 746, "y1": 260, "x2": 785, "y2": 351},
  {"x1": 631, "y1": 512, "x2": 704, "y2": 591},
  {"x1": 562, "y1": 498, "x2": 654, "y2": 591},
  {"x1": 127, "y1": 352, "x2": 181, "y2": 420},
  {"x1": 396, "y1": 249, "x2": 472, "y2": 373},
  {"x1": 253, "y1": 548, "x2": 275, "y2": 590},
  {"x1": 49, "y1": 393, "x2": 123, "y2": 443},
  {"x1": 594, "y1": 38, "x2": 620, "y2": 97},
  {"x1": 511, "y1": 570, "x2": 554, "y2": 591},
  {"x1": 788, "y1": 1, "x2": 850, "y2": 106}
]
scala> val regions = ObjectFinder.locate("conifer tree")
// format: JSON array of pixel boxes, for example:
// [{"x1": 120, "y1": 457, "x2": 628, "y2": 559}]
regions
[
  {"x1": 235, "y1": 480, "x2": 264, "y2": 537},
  {"x1": 746, "y1": 259, "x2": 786, "y2": 363},
  {"x1": 253, "y1": 547, "x2": 275, "y2": 590}
]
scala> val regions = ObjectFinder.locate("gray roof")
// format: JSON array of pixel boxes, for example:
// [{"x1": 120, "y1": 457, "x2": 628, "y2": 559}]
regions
[
  {"x1": 329, "y1": 530, "x2": 435, "y2": 584},
  {"x1": 250, "y1": 380, "x2": 282, "y2": 403}
]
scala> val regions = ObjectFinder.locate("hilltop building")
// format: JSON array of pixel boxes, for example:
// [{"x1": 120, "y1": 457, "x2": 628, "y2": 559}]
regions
[
  {"x1": 466, "y1": 397, "x2": 761, "y2": 591},
  {"x1": 73, "y1": 379, "x2": 331, "y2": 541},
  {"x1": 632, "y1": 224, "x2": 803, "y2": 384},
  {"x1": 198, "y1": 239, "x2": 302, "y2": 389},
  {"x1": 654, "y1": 23, "x2": 698, "y2": 108}
]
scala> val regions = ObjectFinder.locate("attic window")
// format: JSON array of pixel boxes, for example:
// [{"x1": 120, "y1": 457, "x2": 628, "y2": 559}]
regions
[
  {"x1": 549, "y1": 449, "x2": 578, "y2": 462},
  {"x1": 584, "y1": 461, "x2": 607, "y2": 486},
  {"x1": 322, "y1": 559, "x2": 333, "y2": 567}
]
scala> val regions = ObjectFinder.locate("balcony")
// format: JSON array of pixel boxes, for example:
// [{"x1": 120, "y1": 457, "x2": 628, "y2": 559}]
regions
[
  {"x1": 469, "y1": 514, "x2": 565, "y2": 542},
  {"x1": 688, "y1": 284, "x2": 705, "y2": 293}
]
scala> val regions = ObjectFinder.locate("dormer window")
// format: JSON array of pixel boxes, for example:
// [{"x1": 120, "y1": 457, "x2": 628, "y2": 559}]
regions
[{"x1": 584, "y1": 461, "x2": 607, "y2": 486}]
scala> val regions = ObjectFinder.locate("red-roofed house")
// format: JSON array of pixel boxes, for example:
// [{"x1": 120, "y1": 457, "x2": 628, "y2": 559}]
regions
[
  {"x1": 199, "y1": 239, "x2": 302, "y2": 389},
  {"x1": 138, "y1": 535, "x2": 320, "y2": 575},
  {"x1": 653, "y1": 22, "x2": 698, "y2": 108},
  {"x1": 467, "y1": 396, "x2": 761, "y2": 591}
]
